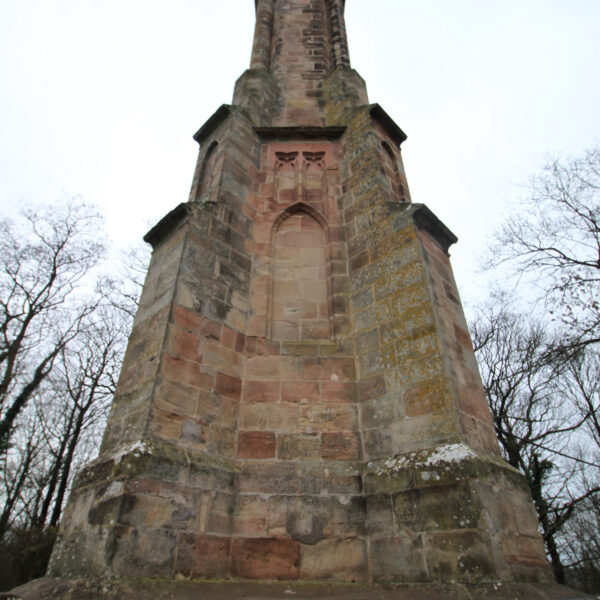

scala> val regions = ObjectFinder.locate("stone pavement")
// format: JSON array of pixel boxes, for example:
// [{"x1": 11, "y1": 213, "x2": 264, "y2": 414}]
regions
[{"x1": 6, "y1": 578, "x2": 595, "y2": 600}]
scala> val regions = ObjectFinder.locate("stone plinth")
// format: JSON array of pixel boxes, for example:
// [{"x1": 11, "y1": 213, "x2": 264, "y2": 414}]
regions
[{"x1": 12, "y1": 578, "x2": 596, "y2": 600}]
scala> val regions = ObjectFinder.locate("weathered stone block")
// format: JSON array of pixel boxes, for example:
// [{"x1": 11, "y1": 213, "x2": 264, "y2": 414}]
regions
[
  {"x1": 277, "y1": 433, "x2": 320, "y2": 460},
  {"x1": 110, "y1": 526, "x2": 178, "y2": 577},
  {"x1": 321, "y1": 431, "x2": 361, "y2": 460},
  {"x1": 371, "y1": 535, "x2": 428, "y2": 583},
  {"x1": 424, "y1": 530, "x2": 499, "y2": 581},
  {"x1": 175, "y1": 534, "x2": 231, "y2": 578},
  {"x1": 300, "y1": 538, "x2": 368, "y2": 581},
  {"x1": 231, "y1": 537, "x2": 299, "y2": 580},
  {"x1": 299, "y1": 404, "x2": 358, "y2": 433},
  {"x1": 243, "y1": 380, "x2": 280, "y2": 403},
  {"x1": 281, "y1": 381, "x2": 320, "y2": 403},
  {"x1": 238, "y1": 431, "x2": 277, "y2": 459}
]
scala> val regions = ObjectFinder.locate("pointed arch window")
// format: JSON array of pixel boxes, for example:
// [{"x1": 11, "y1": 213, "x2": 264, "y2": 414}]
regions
[
  {"x1": 270, "y1": 206, "x2": 331, "y2": 341},
  {"x1": 381, "y1": 140, "x2": 405, "y2": 202},
  {"x1": 197, "y1": 141, "x2": 219, "y2": 202}
]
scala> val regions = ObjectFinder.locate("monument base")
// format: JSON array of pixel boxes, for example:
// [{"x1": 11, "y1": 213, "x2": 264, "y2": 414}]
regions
[
  {"x1": 49, "y1": 439, "x2": 553, "y2": 585},
  {"x1": 10, "y1": 577, "x2": 595, "y2": 600}
]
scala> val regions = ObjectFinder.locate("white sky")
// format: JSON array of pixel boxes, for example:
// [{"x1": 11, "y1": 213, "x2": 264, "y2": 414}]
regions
[{"x1": 1, "y1": 1, "x2": 599, "y2": 308}]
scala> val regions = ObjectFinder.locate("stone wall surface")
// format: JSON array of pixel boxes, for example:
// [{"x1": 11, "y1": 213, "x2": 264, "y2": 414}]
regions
[{"x1": 49, "y1": 0, "x2": 554, "y2": 587}]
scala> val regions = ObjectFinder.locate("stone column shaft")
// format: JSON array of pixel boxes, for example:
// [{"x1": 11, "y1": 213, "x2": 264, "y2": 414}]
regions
[{"x1": 250, "y1": 0, "x2": 274, "y2": 69}]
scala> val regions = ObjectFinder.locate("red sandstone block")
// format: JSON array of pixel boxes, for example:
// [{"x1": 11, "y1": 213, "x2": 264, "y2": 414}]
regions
[
  {"x1": 457, "y1": 384, "x2": 494, "y2": 423},
  {"x1": 279, "y1": 356, "x2": 302, "y2": 379},
  {"x1": 279, "y1": 189, "x2": 296, "y2": 203},
  {"x1": 231, "y1": 537, "x2": 299, "y2": 580},
  {"x1": 221, "y1": 326, "x2": 237, "y2": 349},
  {"x1": 235, "y1": 332, "x2": 245, "y2": 353},
  {"x1": 321, "y1": 432, "x2": 360, "y2": 460},
  {"x1": 253, "y1": 221, "x2": 273, "y2": 244},
  {"x1": 160, "y1": 354, "x2": 214, "y2": 390},
  {"x1": 150, "y1": 407, "x2": 207, "y2": 448},
  {"x1": 453, "y1": 323, "x2": 474, "y2": 350},
  {"x1": 416, "y1": 228, "x2": 451, "y2": 265},
  {"x1": 155, "y1": 379, "x2": 198, "y2": 415},
  {"x1": 245, "y1": 336, "x2": 258, "y2": 355},
  {"x1": 300, "y1": 320, "x2": 330, "y2": 340},
  {"x1": 202, "y1": 339, "x2": 243, "y2": 375},
  {"x1": 281, "y1": 381, "x2": 320, "y2": 403},
  {"x1": 243, "y1": 381, "x2": 280, "y2": 403},
  {"x1": 249, "y1": 337, "x2": 280, "y2": 357},
  {"x1": 277, "y1": 228, "x2": 324, "y2": 248},
  {"x1": 215, "y1": 372, "x2": 242, "y2": 400},
  {"x1": 357, "y1": 375, "x2": 386, "y2": 401},
  {"x1": 321, "y1": 381, "x2": 357, "y2": 403},
  {"x1": 251, "y1": 273, "x2": 270, "y2": 296},
  {"x1": 246, "y1": 356, "x2": 280, "y2": 379},
  {"x1": 238, "y1": 431, "x2": 277, "y2": 459},
  {"x1": 175, "y1": 534, "x2": 231, "y2": 578},
  {"x1": 199, "y1": 318, "x2": 223, "y2": 340},
  {"x1": 301, "y1": 357, "x2": 355, "y2": 381},
  {"x1": 172, "y1": 304, "x2": 204, "y2": 332},
  {"x1": 166, "y1": 326, "x2": 202, "y2": 362},
  {"x1": 172, "y1": 305, "x2": 222, "y2": 340}
]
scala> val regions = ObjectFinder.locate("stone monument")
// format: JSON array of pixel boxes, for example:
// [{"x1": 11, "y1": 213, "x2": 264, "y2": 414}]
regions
[{"x1": 49, "y1": 0, "x2": 553, "y2": 585}]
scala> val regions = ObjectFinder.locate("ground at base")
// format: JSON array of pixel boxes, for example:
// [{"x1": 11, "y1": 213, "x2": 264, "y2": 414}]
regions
[{"x1": 4, "y1": 578, "x2": 596, "y2": 600}]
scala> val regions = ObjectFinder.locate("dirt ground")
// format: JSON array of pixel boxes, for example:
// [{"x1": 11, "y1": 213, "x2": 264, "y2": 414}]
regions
[{"x1": 4, "y1": 578, "x2": 595, "y2": 600}]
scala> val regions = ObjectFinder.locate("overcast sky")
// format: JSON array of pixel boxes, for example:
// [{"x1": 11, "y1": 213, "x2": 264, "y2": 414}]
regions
[{"x1": 1, "y1": 1, "x2": 599, "y2": 307}]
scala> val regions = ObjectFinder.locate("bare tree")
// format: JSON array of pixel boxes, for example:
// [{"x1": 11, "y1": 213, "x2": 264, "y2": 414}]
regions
[
  {"x1": 562, "y1": 492, "x2": 600, "y2": 591},
  {"x1": 108, "y1": 244, "x2": 150, "y2": 318},
  {"x1": 0, "y1": 415, "x2": 44, "y2": 540},
  {"x1": 471, "y1": 295, "x2": 600, "y2": 585},
  {"x1": 487, "y1": 145, "x2": 600, "y2": 352},
  {"x1": 0, "y1": 202, "x2": 144, "y2": 590},
  {"x1": 0, "y1": 203, "x2": 105, "y2": 454},
  {"x1": 45, "y1": 309, "x2": 126, "y2": 528}
]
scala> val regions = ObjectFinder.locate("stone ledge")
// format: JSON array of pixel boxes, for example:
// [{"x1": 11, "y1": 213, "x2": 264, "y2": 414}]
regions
[
  {"x1": 70, "y1": 438, "x2": 238, "y2": 492},
  {"x1": 390, "y1": 203, "x2": 458, "y2": 254},
  {"x1": 362, "y1": 442, "x2": 525, "y2": 494},
  {"x1": 255, "y1": 126, "x2": 346, "y2": 140},
  {"x1": 143, "y1": 203, "x2": 191, "y2": 249},
  {"x1": 193, "y1": 105, "x2": 232, "y2": 144},
  {"x1": 9, "y1": 577, "x2": 594, "y2": 600}
]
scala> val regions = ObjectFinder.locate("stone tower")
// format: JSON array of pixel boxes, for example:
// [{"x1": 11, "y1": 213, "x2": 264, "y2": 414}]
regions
[{"x1": 50, "y1": 0, "x2": 552, "y2": 584}]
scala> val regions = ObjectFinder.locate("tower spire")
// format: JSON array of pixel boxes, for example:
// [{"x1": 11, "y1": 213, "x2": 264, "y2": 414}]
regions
[
  {"x1": 245, "y1": 0, "x2": 356, "y2": 126},
  {"x1": 251, "y1": 0, "x2": 350, "y2": 73}
]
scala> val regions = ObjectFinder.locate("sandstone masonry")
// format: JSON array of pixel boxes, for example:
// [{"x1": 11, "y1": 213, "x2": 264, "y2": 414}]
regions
[{"x1": 49, "y1": 0, "x2": 553, "y2": 585}]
